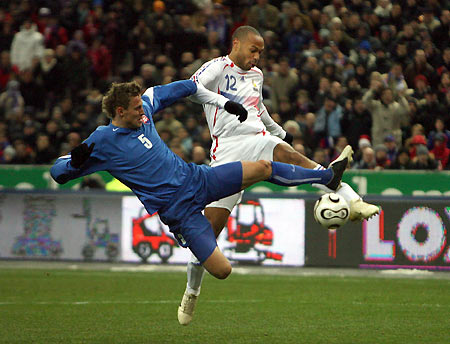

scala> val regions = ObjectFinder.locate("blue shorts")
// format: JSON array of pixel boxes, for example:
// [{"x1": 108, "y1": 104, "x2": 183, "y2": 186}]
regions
[{"x1": 158, "y1": 161, "x2": 242, "y2": 263}]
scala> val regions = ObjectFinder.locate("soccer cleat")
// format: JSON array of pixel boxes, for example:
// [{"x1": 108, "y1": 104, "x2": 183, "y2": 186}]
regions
[
  {"x1": 330, "y1": 145, "x2": 354, "y2": 168},
  {"x1": 177, "y1": 291, "x2": 198, "y2": 326},
  {"x1": 349, "y1": 199, "x2": 380, "y2": 221},
  {"x1": 326, "y1": 145, "x2": 353, "y2": 191}
]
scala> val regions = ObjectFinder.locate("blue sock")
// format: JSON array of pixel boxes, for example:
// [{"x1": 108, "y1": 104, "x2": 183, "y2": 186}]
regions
[{"x1": 268, "y1": 161, "x2": 333, "y2": 186}]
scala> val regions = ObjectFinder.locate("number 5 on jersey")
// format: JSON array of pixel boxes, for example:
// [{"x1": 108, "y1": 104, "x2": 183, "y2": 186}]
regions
[{"x1": 138, "y1": 133, "x2": 152, "y2": 149}]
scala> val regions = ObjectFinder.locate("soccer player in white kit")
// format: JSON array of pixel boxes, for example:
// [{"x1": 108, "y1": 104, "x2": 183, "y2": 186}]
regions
[{"x1": 178, "y1": 26, "x2": 379, "y2": 325}]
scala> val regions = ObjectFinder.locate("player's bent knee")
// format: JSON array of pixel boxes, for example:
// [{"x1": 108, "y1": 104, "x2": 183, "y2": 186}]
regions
[
  {"x1": 256, "y1": 160, "x2": 272, "y2": 179},
  {"x1": 213, "y1": 263, "x2": 232, "y2": 279},
  {"x1": 203, "y1": 247, "x2": 232, "y2": 279}
]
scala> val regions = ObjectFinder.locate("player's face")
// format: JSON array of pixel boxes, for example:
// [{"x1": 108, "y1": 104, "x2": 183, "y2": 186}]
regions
[
  {"x1": 234, "y1": 33, "x2": 264, "y2": 70},
  {"x1": 121, "y1": 96, "x2": 145, "y2": 129}
]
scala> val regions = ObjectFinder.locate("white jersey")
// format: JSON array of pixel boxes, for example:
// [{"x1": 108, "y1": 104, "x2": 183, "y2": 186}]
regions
[{"x1": 191, "y1": 55, "x2": 285, "y2": 141}]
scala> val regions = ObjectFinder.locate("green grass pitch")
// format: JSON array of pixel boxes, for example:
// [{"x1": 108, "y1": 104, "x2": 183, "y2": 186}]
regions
[{"x1": 0, "y1": 265, "x2": 449, "y2": 344}]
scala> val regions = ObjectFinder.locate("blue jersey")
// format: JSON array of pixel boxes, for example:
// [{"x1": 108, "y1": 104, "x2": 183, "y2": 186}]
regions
[{"x1": 51, "y1": 80, "x2": 202, "y2": 215}]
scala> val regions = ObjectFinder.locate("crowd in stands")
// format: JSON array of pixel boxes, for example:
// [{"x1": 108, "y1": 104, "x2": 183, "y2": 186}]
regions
[{"x1": 0, "y1": 0, "x2": 449, "y2": 170}]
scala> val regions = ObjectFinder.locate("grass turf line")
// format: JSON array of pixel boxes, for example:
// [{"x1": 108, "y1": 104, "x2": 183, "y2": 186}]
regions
[{"x1": 0, "y1": 268, "x2": 449, "y2": 344}]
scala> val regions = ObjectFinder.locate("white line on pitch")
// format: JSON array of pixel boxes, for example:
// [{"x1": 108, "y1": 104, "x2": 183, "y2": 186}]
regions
[{"x1": 0, "y1": 299, "x2": 263, "y2": 306}]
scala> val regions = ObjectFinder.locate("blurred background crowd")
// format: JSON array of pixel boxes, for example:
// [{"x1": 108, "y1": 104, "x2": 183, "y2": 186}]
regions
[{"x1": 0, "y1": 0, "x2": 449, "y2": 171}]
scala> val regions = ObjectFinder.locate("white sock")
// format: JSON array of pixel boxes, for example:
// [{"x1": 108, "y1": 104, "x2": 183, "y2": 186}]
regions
[
  {"x1": 186, "y1": 253, "x2": 205, "y2": 296},
  {"x1": 335, "y1": 182, "x2": 361, "y2": 203},
  {"x1": 312, "y1": 164, "x2": 361, "y2": 204}
]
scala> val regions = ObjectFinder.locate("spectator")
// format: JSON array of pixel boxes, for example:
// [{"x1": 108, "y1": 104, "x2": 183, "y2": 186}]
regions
[
  {"x1": 270, "y1": 58, "x2": 298, "y2": 112},
  {"x1": 155, "y1": 107, "x2": 183, "y2": 136},
  {"x1": 10, "y1": 139, "x2": 33, "y2": 164},
  {"x1": 314, "y1": 95, "x2": 343, "y2": 145},
  {"x1": 0, "y1": 80, "x2": 24, "y2": 118},
  {"x1": 330, "y1": 136, "x2": 349, "y2": 161},
  {"x1": 19, "y1": 69, "x2": 45, "y2": 111},
  {"x1": 248, "y1": 0, "x2": 280, "y2": 32},
  {"x1": 404, "y1": 49, "x2": 436, "y2": 89},
  {"x1": 341, "y1": 98, "x2": 372, "y2": 150},
  {"x1": 282, "y1": 14, "x2": 312, "y2": 65},
  {"x1": 407, "y1": 133, "x2": 427, "y2": 160},
  {"x1": 432, "y1": 10, "x2": 449, "y2": 50},
  {"x1": 383, "y1": 62, "x2": 408, "y2": 95},
  {"x1": 62, "y1": 45, "x2": 90, "y2": 101},
  {"x1": 10, "y1": 19, "x2": 44, "y2": 72},
  {"x1": 34, "y1": 133, "x2": 57, "y2": 164},
  {"x1": 410, "y1": 144, "x2": 438, "y2": 170},
  {"x1": 430, "y1": 133, "x2": 449, "y2": 169},
  {"x1": 389, "y1": 148, "x2": 413, "y2": 169},
  {"x1": 88, "y1": 37, "x2": 112, "y2": 86},
  {"x1": 0, "y1": 1, "x2": 448, "y2": 170},
  {"x1": 427, "y1": 117, "x2": 450, "y2": 149},
  {"x1": 191, "y1": 145, "x2": 210, "y2": 165},
  {"x1": 352, "y1": 146, "x2": 376, "y2": 169},
  {"x1": 312, "y1": 147, "x2": 329, "y2": 167},
  {"x1": 419, "y1": 7, "x2": 441, "y2": 32},
  {"x1": 298, "y1": 112, "x2": 316, "y2": 151},
  {"x1": 374, "y1": 144, "x2": 391, "y2": 170},
  {"x1": 363, "y1": 80, "x2": 409, "y2": 146},
  {"x1": 383, "y1": 134, "x2": 398, "y2": 162},
  {"x1": 0, "y1": 51, "x2": 19, "y2": 92},
  {"x1": 205, "y1": 4, "x2": 229, "y2": 47},
  {"x1": 60, "y1": 131, "x2": 82, "y2": 156},
  {"x1": 293, "y1": 89, "x2": 314, "y2": 117},
  {"x1": 344, "y1": 76, "x2": 363, "y2": 100},
  {"x1": 147, "y1": 0, "x2": 174, "y2": 51},
  {"x1": 41, "y1": 11, "x2": 69, "y2": 49},
  {"x1": 34, "y1": 49, "x2": 65, "y2": 105},
  {"x1": 437, "y1": 71, "x2": 450, "y2": 103}
]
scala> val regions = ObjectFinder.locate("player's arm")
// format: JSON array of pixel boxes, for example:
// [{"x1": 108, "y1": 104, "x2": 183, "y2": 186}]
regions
[
  {"x1": 189, "y1": 59, "x2": 248, "y2": 121},
  {"x1": 142, "y1": 80, "x2": 197, "y2": 114},
  {"x1": 259, "y1": 104, "x2": 293, "y2": 144},
  {"x1": 191, "y1": 82, "x2": 248, "y2": 122},
  {"x1": 50, "y1": 137, "x2": 105, "y2": 184}
]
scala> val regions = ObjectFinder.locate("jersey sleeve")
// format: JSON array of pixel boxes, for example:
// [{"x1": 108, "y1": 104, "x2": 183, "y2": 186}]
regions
[
  {"x1": 189, "y1": 59, "x2": 228, "y2": 108},
  {"x1": 189, "y1": 81, "x2": 228, "y2": 108},
  {"x1": 191, "y1": 59, "x2": 223, "y2": 90},
  {"x1": 50, "y1": 134, "x2": 107, "y2": 184},
  {"x1": 141, "y1": 80, "x2": 197, "y2": 115}
]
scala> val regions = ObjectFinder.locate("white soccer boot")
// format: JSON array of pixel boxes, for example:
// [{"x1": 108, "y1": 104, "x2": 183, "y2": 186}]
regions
[
  {"x1": 330, "y1": 145, "x2": 354, "y2": 168},
  {"x1": 349, "y1": 199, "x2": 380, "y2": 221},
  {"x1": 177, "y1": 291, "x2": 198, "y2": 325}
]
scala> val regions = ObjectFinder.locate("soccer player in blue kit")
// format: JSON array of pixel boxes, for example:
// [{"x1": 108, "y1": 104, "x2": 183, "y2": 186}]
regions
[{"x1": 50, "y1": 79, "x2": 349, "y2": 280}]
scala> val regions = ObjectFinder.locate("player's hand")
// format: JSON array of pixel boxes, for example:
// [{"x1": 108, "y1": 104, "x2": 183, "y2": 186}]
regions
[
  {"x1": 70, "y1": 143, "x2": 95, "y2": 168},
  {"x1": 224, "y1": 101, "x2": 248, "y2": 122},
  {"x1": 283, "y1": 132, "x2": 293, "y2": 145}
]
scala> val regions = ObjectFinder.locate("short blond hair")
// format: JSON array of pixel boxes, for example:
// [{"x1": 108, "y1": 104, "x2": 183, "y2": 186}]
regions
[{"x1": 102, "y1": 81, "x2": 142, "y2": 119}]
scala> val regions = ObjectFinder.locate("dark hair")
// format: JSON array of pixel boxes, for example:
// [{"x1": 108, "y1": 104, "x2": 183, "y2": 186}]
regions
[
  {"x1": 232, "y1": 26, "x2": 261, "y2": 42},
  {"x1": 102, "y1": 81, "x2": 142, "y2": 119}
]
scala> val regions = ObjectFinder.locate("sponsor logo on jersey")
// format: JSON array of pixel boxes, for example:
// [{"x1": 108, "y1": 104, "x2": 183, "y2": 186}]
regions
[{"x1": 141, "y1": 115, "x2": 149, "y2": 123}]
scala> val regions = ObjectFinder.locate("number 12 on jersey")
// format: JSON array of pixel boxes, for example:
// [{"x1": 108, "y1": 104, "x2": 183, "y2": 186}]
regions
[
  {"x1": 225, "y1": 74, "x2": 237, "y2": 91},
  {"x1": 138, "y1": 133, "x2": 153, "y2": 149}
]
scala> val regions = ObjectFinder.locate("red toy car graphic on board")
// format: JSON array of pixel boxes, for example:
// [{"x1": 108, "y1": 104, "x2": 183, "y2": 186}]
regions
[{"x1": 132, "y1": 210, "x2": 178, "y2": 263}]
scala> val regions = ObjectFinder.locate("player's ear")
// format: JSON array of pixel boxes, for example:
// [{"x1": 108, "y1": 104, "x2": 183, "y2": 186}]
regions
[
  {"x1": 116, "y1": 106, "x2": 124, "y2": 117},
  {"x1": 232, "y1": 38, "x2": 240, "y2": 51}
]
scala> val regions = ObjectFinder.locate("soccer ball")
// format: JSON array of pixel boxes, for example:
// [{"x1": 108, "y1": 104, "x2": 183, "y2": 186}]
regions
[{"x1": 314, "y1": 193, "x2": 350, "y2": 230}]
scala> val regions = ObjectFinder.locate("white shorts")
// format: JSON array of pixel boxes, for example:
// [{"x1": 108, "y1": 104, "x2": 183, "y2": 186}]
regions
[{"x1": 207, "y1": 133, "x2": 284, "y2": 212}]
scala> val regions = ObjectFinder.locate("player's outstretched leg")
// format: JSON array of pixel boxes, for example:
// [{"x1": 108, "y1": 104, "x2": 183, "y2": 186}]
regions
[{"x1": 265, "y1": 155, "x2": 348, "y2": 191}]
